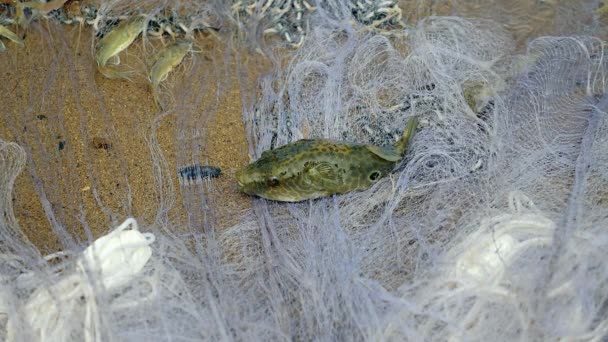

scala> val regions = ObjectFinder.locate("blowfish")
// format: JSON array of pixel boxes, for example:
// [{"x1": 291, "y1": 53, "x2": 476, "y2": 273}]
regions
[{"x1": 236, "y1": 117, "x2": 418, "y2": 202}]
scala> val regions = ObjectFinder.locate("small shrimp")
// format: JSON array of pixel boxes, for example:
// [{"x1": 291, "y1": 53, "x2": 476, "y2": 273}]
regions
[
  {"x1": 95, "y1": 16, "x2": 147, "y2": 80},
  {"x1": 13, "y1": 0, "x2": 69, "y2": 28},
  {"x1": 0, "y1": 25, "x2": 24, "y2": 52},
  {"x1": 148, "y1": 39, "x2": 193, "y2": 109},
  {"x1": 20, "y1": 0, "x2": 67, "y2": 12},
  {"x1": 17, "y1": 0, "x2": 68, "y2": 17}
]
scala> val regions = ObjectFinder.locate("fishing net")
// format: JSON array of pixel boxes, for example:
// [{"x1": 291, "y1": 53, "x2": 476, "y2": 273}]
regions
[{"x1": 0, "y1": 0, "x2": 607, "y2": 341}]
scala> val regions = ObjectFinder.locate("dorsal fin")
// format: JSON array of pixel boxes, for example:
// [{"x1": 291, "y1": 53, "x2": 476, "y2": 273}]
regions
[
  {"x1": 394, "y1": 117, "x2": 418, "y2": 155},
  {"x1": 261, "y1": 149, "x2": 274, "y2": 159},
  {"x1": 366, "y1": 117, "x2": 418, "y2": 161},
  {"x1": 366, "y1": 145, "x2": 402, "y2": 162}
]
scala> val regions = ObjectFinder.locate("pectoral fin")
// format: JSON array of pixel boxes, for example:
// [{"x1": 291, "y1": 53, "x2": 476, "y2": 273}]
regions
[
  {"x1": 97, "y1": 66, "x2": 135, "y2": 82},
  {"x1": 108, "y1": 55, "x2": 120, "y2": 65},
  {"x1": 366, "y1": 145, "x2": 402, "y2": 162},
  {"x1": 304, "y1": 161, "x2": 341, "y2": 184}
]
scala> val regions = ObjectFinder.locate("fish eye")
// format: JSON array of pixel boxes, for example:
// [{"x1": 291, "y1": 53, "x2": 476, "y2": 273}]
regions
[
  {"x1": 369, "y1": 171, "x2": 381, "y2": 181},
  {"x1": 267, "y1": 177, "x2": 280, "y2": 187}
]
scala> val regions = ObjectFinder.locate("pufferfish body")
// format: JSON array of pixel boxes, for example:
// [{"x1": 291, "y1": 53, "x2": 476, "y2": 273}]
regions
[{"x1": 236, "y1": 118, "x2": 418, "y2": 202}]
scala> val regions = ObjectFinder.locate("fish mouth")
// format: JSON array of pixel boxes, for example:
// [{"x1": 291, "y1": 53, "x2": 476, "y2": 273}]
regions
[
  {"x1": 235, "y1": 173, "x2": 246, "y2": 192},
  {"x1": 235, "y1": 169, "x2": 259, "y2": 195},
  {"x1": 235, "y1": 172, "x2": 244, "y2": 189},
  {"x1": 237, "y1": 182, "x2": 256, "y2": 195}
]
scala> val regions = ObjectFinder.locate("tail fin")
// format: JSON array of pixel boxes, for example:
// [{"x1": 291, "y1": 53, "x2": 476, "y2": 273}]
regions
[
  {"x1": 394, "y1": 117, "x2": 418, "y2": 155},
  {"x1": 0, "y1": 25, "x2": 25, "y2": 46},
  {"x1": 97, "y1": 66, "x2": 135, "y2": 82},
  {"x1": 151, "y1": 84, "x2": 166, "y2": 111}
]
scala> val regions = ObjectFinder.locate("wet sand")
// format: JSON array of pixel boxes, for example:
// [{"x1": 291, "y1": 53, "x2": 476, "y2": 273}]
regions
[{"x1": 0, "y1": 23, "x2": 253, "y2": 253}]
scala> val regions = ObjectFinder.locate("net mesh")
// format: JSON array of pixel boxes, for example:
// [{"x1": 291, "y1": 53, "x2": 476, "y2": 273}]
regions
[{"x1": 0, "y1": 0, "x2": 607, "y2": 341}]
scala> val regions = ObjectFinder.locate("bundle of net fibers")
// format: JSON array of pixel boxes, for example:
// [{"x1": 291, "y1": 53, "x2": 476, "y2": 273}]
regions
[
  {"x1": 232, "y1": 13, "x2": 511, "y2": 339},
  {"x1": 0, "y1": 141, "x2": 260, "y2": 341},
  {"x1": 231, "y1": 11, "x2": 608, "y2": 342},
  {"x1": 380, "y1": 36, "x2": 608, "y2": 339},
  {"x1": 0, "y1": 140, "x2": 150, "y2": 341}
]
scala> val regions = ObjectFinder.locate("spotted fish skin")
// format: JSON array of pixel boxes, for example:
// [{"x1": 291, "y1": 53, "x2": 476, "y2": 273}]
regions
[{"x1": 236, "y1": 118, "x2": 418, "y2": 202}]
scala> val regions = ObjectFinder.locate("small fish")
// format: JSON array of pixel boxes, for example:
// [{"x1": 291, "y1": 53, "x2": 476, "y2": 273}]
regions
[
  {"x1": 95, "y1": 16, "x2": 146, "y2": 80},
  {"x1": 148, "y1": 39, "x2": 193, "y2": 108},
  {"x1": 0, "y1": 25, "x2": 24, "y2": 52},
  {"x1": 236, "y1": 117, "x2": 418, "y2": 202}
]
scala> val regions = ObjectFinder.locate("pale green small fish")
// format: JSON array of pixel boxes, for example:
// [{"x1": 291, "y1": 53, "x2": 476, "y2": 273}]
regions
[
  {"x1": 0, "y1": 25, "x2": 24, "y2": 52},
  {"x1": 95, "y1": 16, "x2": 146, "y2": 80},
  {"x1": 148, "y1": 39, "x2": 192, "y2": 108},
  {"x1": 236, "y1": 118, "x2": 418, "y2": 202}
]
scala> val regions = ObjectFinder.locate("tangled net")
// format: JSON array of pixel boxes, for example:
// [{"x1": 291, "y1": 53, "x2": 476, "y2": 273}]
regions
[{"x1": 0, "y1": 0, "x2": 607, "y2": 341}]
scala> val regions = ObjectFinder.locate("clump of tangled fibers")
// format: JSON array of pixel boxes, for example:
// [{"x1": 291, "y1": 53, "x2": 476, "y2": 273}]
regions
[{"x1": 1, "y1": 0, "x2": 608, "y2": 341}]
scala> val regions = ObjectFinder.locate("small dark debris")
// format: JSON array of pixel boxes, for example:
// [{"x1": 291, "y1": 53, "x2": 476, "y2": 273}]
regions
[
  {"x1": 58, "y1": 141, "x2": 66, "y2": 150},
  {"x1": 477, "y1": 100, "x2": 494, "y2": 121},
  {"x1": 36, "y1": 115, "x2": 47, "y2": 120},
  {"x1": 22, "y1": 7, "x2": 33, "y2": 20},
  {"x1": 91, "y1": 137, "x2": 112, "y2": 150}
]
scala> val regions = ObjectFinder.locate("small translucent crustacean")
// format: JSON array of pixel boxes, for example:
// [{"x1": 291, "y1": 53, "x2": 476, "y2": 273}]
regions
[
  {"x1": 0, "y1": 25, "x2": 25, "y2": 53},
  {"x1": 95, "y1": 16, "x2": 147, "y2": 80},
  {"x1": 15, "y1": 0, "x2": 69, "y2": 26},
  {"x1": 236, "y1": 117, "x2": 418, "y2": 202},
  {"x1": 148, "y1": 39, "x2": 193, "y2": 109},
  {"x1": 178, "y1": 164, "x2": 222, "y2": 186}
]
